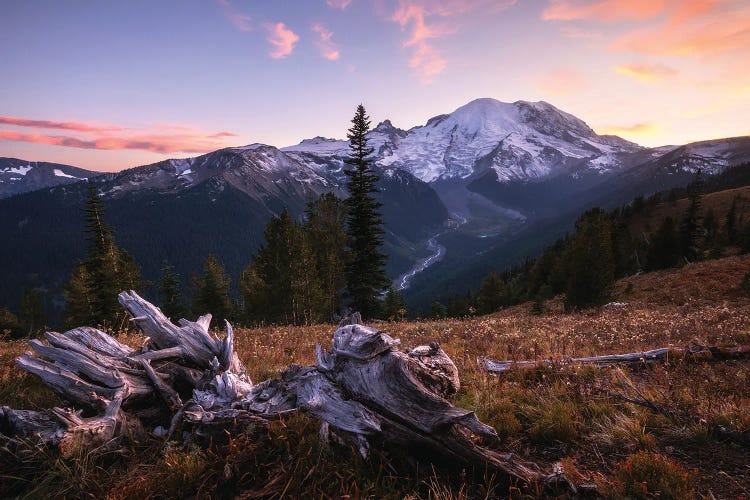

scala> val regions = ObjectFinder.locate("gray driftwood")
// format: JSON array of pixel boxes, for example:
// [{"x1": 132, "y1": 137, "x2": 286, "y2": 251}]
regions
[
  {"x1": 481, "y1": 343, "x2": 750, "y2": 375},
  {"x1": 0, "y1": 291, "x2": 570, "y2": 491}
]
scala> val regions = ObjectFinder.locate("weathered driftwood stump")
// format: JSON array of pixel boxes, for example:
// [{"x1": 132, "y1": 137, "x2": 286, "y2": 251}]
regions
[{"x1": 0, "y1": 291, "x2": 570, "y2": 491}]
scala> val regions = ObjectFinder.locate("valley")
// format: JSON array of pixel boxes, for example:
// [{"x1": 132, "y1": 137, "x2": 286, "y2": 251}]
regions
[{"x1": 1, "y1": 99, "x2": 750, "y2": 320}]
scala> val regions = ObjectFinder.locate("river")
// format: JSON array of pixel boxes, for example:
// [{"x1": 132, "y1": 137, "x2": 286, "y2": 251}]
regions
[{"x1": 394, "y1": 213, "x2": 467, "y2": 291}]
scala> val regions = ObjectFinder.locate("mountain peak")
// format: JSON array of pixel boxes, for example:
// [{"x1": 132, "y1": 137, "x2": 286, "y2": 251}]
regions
[{"x1": 374, "y1": 119, "x2": 395, "y2": 132}]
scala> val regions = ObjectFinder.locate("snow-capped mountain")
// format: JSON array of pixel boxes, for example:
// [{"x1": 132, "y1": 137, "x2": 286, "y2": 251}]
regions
[
  {"x1": 1, "y1": 97, "x2": 749, "y2": 320},
  {"x1": 0, "y1": 158, "x2": 100, "y2": 199},
  {"x1": 284, "y1": 98, "x2": 643, "y2": 183}
]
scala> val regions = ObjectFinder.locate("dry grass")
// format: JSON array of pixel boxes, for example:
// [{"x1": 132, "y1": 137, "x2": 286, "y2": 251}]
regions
[
  {"x1": 2, "y1": 255, "x2": 750, "y2": 498},
  {"x1": 630, "y1": 185, "x2": 750, "y2": 236}
]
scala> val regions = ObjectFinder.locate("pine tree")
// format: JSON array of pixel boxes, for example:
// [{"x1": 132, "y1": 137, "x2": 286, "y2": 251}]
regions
[
  {"x1": 65, "y1": 181, "x2": 143, "y2": 329},
  {"x1": 477, "y1": 272, "x2": 508, "y2": 314},
  {"x1": 383, "y1": 288, "x2": 406, "y2": 321},
  {"x1": 239, "y1": 262, "x2": 267, "y2": 325},
  {"x1": 18, "y1": 288, "x2": 45, "y2": 336},
  {"x1": 0, "y1": 307, "x2": 22, "y2": 339},
  {"x1": 429, "y1": 301, "x2": 447, "y2": 319},
  {"x1": 83, "y1": 181, "x2": 122, "y2": 325},
  {"x1": 158, "y1": 261, "x2": 184, "y2": 321},
  {"x1": 647, "y1": 217, "x2": 681, "y2": 270},
  {"x1": 64, "y1": 262, "x2": 94, "y2": 328},
  {"x1": 192, "y1": 255, "x2": 233, "y2": 323},
  {"x1": 725, "y1": 195, "x2": 738, "y2": 245},
  {"x1": 678, "y1": 170, "x2": 704, "y2": 262},
  {"x1": 343, "y1": 104, "x2": 389, "y2": 319},
  {"x1": 243, "y1": 209, "x2": 322, "y2": 325},
  {"x1": 564, "y1": 209, "x2": 616, "y2": 310},
  {"x1": 304, "y1": 193, "x2": 348, "y2": 322}
]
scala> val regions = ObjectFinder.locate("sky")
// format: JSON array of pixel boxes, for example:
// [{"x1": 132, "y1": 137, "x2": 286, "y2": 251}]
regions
[{"x1": 1, "y1": 0, "x2": 749, "y2": 172}]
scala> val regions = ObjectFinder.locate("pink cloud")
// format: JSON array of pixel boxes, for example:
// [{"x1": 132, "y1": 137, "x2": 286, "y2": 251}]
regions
[
  {"x1": 611, "y1": 2, "x2": 750, "y2": 56},
  {"x1": 536, "y1": 68, "x2": 587, "y2": 96},
  {"x1": 614, "y1": 63, "x2": 678, "y2": 82},
  {"x1": 543, "y1": 0, "x2": 750, "y2": 58},
  {"x1": 217, "y1": 0, "x2": 252, "y2": 32},
  {"x1": 326, "y1": 0, "x2": 352, "y2": 9},
  {"x1": 311, "y1": 23, "x2": 341, "y2": 60},
  {"x1": 0, "y1": 116, "x2": 125, "y2": 133},
  {"x1": 543, "y1": 0, "x2": 667, "y2": 22},
  {"x1": 387, "y1": 0, "x2": 516, "y2": 83},
  {"x1": 0, "y1": 130, "x2": 238, "y2": 154},
  {"x1": 0, "y1": 116, "x2": 239, "y2": 154},
  {"x1": 264, "y1": 22, "x2": 299, "y2": 59}
]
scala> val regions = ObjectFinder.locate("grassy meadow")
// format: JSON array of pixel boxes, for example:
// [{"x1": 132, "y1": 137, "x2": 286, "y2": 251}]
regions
[{"x1": 1, "y1": 255, "x2": 750, "y2": 498}]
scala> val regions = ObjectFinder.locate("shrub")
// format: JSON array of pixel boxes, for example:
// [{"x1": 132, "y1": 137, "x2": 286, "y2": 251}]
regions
[
  {"x1": 481, "y1": 397, "x2": 522, "y2": 438},
  {"x1": 611, "y1": 451, "x2": 693, "y2": 499},
  {"x1": 527, "y1": 399, "x2": 580, "y2": 444}
]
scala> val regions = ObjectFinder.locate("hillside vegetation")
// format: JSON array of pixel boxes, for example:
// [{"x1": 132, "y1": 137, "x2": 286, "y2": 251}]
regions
[{"x1": 2, "y1": 255, "x2": 749, "y2": 498}]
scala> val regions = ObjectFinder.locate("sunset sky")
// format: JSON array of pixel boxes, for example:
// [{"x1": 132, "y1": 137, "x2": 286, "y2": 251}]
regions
[{"x1": 2, "y1": 0, "x2": 749, "y2": 171}]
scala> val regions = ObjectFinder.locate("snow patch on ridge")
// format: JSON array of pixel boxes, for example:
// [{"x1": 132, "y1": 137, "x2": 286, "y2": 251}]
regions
[
  {"x1": 53, "y1": 169, "x2": 83, "y2": 179},
  {"x1": 1, "y1": 165, "x2": 33, "y2": 176}
]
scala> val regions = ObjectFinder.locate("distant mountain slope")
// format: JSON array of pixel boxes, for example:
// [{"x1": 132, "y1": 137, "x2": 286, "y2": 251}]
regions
[
  {"x1": 0, "y1": 146, "x2": 448, "y2": 320},
  {"x1": 2, "y1": 98, "x2": 750, "y2": 320},
  {"x1": 0, "y1": 158, "x2": 99, "y2": 198}
]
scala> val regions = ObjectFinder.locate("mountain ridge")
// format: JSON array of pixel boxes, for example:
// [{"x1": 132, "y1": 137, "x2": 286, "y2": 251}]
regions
[{"x1": 1, "y1": 97, "x2": 750, "y2": 319}]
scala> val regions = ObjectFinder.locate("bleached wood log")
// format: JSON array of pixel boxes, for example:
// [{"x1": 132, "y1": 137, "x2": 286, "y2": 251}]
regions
[
  {"x1": 1, "y1": 291, "x2": 573, "y2": 492},
  {"x1": 481, "y1": 343, "x2": 750, "y2": 374}
]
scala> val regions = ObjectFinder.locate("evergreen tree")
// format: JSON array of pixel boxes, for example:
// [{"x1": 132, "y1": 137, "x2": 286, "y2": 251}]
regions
[
  {"x1": 343, "y1": 104, "x2": 389, "y2": 319},
  {"x1": 64, "y1": 262, "x2": 94, "y2": 328},
  {"x1": 725, "y1": 195, "x2": 738, "y2": 245},
  {"x1": 64, "y1": 181, "x2": 143, "y2": 329},
  {"x1": 0, "y1": 307, "x2": 22, "y2": 339},
  {"x1": 192, "y1": 255, "x2": 233, "y2": 323},
  {"x1": 18, "y1": 288, "x2": 45, "y2": 336},
  {"x1": 477, "y1": 272, "x2": 507, "y2": 314},
  {"x1": 383, "y1": 288, "x2": 406, "y2": 321},
  {"x1": 446, "y1": 292, "x2": 471, "y2": 318},
  {"x1": 564, "y1": 209, "x2": 616, "y2": 310},
  {"x1": 304, "y1": 193, "x2": 348, "y2": 322},
  {"x1": 82, "y1": 181, "x2": 122, "y2": 325},
  {"x1": 647, "y1": 217, "x2": 681, "y2": 270},
  {"x1": 239, "y1": 262, "x2": 267, "y2": 325},
  {"x1": 678, "y1": 170, "x2": 704, "y2": 262},
  {"x1": 158, "y1": 261, "x2": 185, "y2": 321},
  {"x1": 429, "y1": 301, "x2": 447, "y2": 319},
  {"x1": 244, "y1": 209, "x2": 322, "y2": 325}
]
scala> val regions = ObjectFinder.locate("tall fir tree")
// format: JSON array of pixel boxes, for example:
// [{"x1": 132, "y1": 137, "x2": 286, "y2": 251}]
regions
[
  {"x1": 304, "y1": 193, "x2": 348, "y2": 322},
  {"x1": 64, "y1": 182, "x2": 143, "y2": 329},
  {"x1": 564, "y1": 209, "x2": 616, "y2": 309},
  {"x1": 725, "y1": 195, "x2": 738, "y2": 245},
  {"x1": 343, "y1": 104, "x2": 389, "y2": 319},
  {"x1": 83, "y1": 181, "x2": 121, "y2": 325},
  {"x1": 192, "y1": 255, "x2": 233, "y2": 323},
  {"x1": 647, "y1": 216, "x2": 681, "y2": 270},
  {"x1": 679, "y1": 170, "x2": 704, "y2": 262},
  {"x1": 244, "y1": 209, "x2": 322, "y2": 325},
  {"x1": 158, "y1": 261, "x2": 185, "y2": 321}
]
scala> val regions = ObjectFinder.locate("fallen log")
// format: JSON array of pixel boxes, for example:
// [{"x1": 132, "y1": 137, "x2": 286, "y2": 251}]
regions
[
  {"x1": 0, "y1": 291, "x2": 572, "y2": 492},
  {"x1": 480, "y1": 343, "x2": 750, "y2": 375}
]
